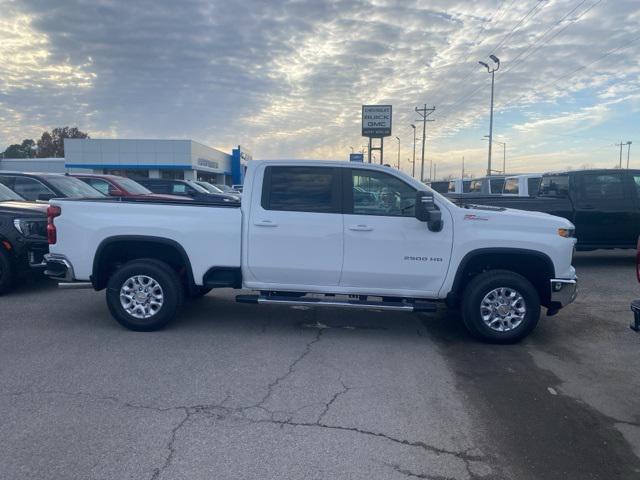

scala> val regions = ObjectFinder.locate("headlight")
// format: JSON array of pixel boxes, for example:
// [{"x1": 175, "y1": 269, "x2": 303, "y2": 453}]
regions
[
  {"x1": 13, "y1": 218, "x2": 42, "y2": 237},
  {"x1": 558, "y1": 228, "x2": 575, "y2": 238}
]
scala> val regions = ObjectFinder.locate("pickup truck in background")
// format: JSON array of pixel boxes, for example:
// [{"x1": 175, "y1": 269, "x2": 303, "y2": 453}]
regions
[
  {"x1": 44, "y1": 160, "x2": 577, "y2": 343},
  {"x1": 502, "y1": 173, "x2": 542, "y2": 197},
  {"x1": 0, "y1": 184, "x2": 48, "y2": 294},
  {"x1": 448, "y1": 169, "x2": 640, "y2": 250}
]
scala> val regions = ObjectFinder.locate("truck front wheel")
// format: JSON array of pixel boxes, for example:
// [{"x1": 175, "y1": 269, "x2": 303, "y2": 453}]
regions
[
  {"x1": 461, "y1": 270, "x2": 540, "y2": 344},
  {"x1": 106, "y1": 259, "x2": 183, "y2": 331}
]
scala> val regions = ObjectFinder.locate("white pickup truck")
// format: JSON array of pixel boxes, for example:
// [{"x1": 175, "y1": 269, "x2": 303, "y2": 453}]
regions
[{"x1": 45, "y1": 160, "x2": 577, "y2": 343}]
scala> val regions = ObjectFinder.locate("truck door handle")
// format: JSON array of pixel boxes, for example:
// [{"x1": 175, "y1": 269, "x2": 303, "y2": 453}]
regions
[
  {"x1": 255, "y1": 220, "x2": 278, "y2": 227},
  {"x1": 582, "y1": 205, "x2": 595, "y2": 210},
  {"x1": 348, "y1": 224, "x2": 373, "y2": 231}
]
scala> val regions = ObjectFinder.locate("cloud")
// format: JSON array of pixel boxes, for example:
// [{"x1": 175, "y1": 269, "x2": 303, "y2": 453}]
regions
[{"x1": 0, "y1": 0, "x2": 638, "y2": 177}]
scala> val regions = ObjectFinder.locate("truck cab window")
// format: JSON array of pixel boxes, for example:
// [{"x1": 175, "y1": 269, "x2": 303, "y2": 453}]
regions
[
  {"x1": 262, "y1": 166, "x2": 339, "y2": 213},
  {"x1": 490, "y1": 178, "x2": 505, "y2": 193},
  {"x1": 503, "y1": 178, "x2": 519, "y2": 194},
  {"x1": 10, "y1": 177, "x2": 54, "y2": 201},
  {"x1": 528, "y1": 177, "x2": 541, "y2": 196},
  {"x1": 351, "y1": 170, "x2": 416, "y2": 217},
  {"x1": 540, "y1": 175, "x2": 569, "y2": 196}
]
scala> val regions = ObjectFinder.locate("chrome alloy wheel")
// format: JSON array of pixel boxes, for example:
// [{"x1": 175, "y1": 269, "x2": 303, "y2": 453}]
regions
[
  {"x1": 480, "y1": 287, "x2": 526, "y2": 332},
  {"x1": 120, "y1": 275, "x2": 164, "y2": 319}
]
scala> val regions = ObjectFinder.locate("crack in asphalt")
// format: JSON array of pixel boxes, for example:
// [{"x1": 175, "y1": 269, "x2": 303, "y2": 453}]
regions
[
  {"x1": 2, "y1": 327, "x2": 489, "y2": 480},
  {"x1": 150, "y1": 408, "x2": 189, "y2": 480},
  {"x1": 387, "y1": 463, "x2": 458, "y2": 480},
  {"x1": 253, "y1": 328, "x2": 323, "y2": 409}
]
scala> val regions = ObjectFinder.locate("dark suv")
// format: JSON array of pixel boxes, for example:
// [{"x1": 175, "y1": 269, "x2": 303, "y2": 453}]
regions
[
  {"x1": 0, "y1": 183, "x2": 48, "y2": 294},
  {"x1": 0, "y1": 172, "x2": 104, "y2": 201},
  {"x1": 135, "y1": 178, "x2": 238, "y2": 203}
]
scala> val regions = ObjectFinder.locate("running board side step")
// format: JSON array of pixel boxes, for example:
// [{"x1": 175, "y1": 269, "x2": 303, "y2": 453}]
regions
[{"x1": 235, "y1": 294, "x2": 437, "y2": 312}]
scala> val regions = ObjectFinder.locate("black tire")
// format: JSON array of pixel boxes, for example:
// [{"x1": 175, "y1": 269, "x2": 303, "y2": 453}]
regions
[
  {"x1": 461, "y1": 270, "x2": 540, "y2": 344},
  {"x1": 0, "y1": 249, "x2": 15, "y2": 295},
  {"x1": 106, "y1": 259, "x2": 184, "y2": 331},
  {"x1": 186, "y1": 286, "x2": 213, "y2": 299}
]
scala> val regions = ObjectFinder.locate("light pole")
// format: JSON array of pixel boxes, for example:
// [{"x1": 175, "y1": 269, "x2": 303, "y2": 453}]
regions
[
  {"x1": 479, "y1": 55, "x2": 500, "y2": 176},
  {"x1": 410, "y1": 124, "x2": 416, "y2": 178},
  {"x1": 395, "y1": 136, "x2": 401, "y2": 170},
  {"x1": 627, "y1": 141, "x2": 633, "y2": 168},
  {"x1": 482, "y1": 136, "x2": 506, "y2": 173}
]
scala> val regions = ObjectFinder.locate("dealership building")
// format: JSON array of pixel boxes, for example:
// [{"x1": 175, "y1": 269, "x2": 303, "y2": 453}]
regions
[{"x1": 0, "y1": 139, "x2": 251, "y2": 185}]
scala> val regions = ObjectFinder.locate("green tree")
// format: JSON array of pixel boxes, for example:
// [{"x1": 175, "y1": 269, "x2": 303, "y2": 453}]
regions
[
  {"x1": 36, "y1": 127, "x2": 89, "y2": 158},
  {"x1": 2, "y1": 139, "x2": 36, "y2": 158}
]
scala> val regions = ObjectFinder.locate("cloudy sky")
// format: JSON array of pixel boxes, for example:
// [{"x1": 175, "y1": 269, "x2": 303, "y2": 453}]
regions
[{"x1": 1, "y1": 0, "x2": 638, "y2": 178}]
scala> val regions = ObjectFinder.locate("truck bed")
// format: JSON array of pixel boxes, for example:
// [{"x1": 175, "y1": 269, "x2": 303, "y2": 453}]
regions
[{"x1": 49, "y1": 197, "x2": 242, "y2": 285}]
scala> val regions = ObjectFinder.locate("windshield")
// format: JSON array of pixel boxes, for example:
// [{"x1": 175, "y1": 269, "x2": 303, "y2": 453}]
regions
[
  {"x1": 116, "y1": 177, "x2": 151, "y2": 194},
  {"x1": 215, "y1": 184, "x2": 234, "y2": 193},
  {"x1": 197, "y1": 182, "x2": 224, "y2": 194},
  {"x1": 46, "y1": 175, "x2": 105, "y2": 197},
  {"x1": 0, "y1": 182, "x2": 24, "y2": 201},
  {"x1": 184, "y1": 181, "x2": 210, "y2": 193}
]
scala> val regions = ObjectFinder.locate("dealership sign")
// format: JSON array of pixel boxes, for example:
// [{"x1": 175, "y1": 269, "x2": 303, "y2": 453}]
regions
[
  {"x1": 349, "y1": 153, "x2": 364, "y2": 162},
  {"x1": 362, "y1": 105, "x2": 392, "y2": 137}
]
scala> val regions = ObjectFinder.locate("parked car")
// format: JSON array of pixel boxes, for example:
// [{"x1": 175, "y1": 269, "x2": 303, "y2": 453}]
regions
[
  {"x1": 0, "y1": 184, "x2": 48, "y2": 294},
  {"x1": 502, "y1": 174, "x2": 542, "y2": 197},
  {"x1": 135, "y1": 178, "x2": 238, "y2": 203},
  {"x1": 232, "y1": 184, "x2": 244, "y2": 193},
  {"x1": 448, "y1": 169, "x2": 640, "y2": 250},
  {"x1": 72, "y1": 173, "x2": 186, "y2": 201},
  {"x1": 0, "y1": 172, "x2": 104, "y2": 201},
  {"x1": 195, "y1": 181, "x2": 241, "y2": 201},
  {"x1": 45, "y1": 160, "x2": 577, "y2": 343},
  {"x1": 448, "y1": 179, "x2": 472, "y2": 194}
]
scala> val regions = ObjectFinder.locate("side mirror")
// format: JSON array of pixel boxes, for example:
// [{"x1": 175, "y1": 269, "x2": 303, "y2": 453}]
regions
[
  {"x1": 415, "y1": 191, "x2": 443, "y2": 232},
  {"x1": 37, "y1": 193, "x2": 55, "y2": 201}
]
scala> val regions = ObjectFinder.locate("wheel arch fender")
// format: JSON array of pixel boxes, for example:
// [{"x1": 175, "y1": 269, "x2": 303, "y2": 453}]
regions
[
  {"x1": 92, "y1": 235, "x2": 195, "y2": 291},
  {"x1": 446, "y1": 247, "x2": 556, "y2": 307}
]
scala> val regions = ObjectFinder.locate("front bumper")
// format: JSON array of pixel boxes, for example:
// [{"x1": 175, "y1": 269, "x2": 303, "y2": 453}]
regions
[
  {"x1": 550, "y1": 277, "x2": 578, "y2": 308},
  {"x1": 630, "y1": 300, "x2": 640, "y2": 332},
  {"x1": 44, "y1": 253, "x2": 75, "y2": 282}
]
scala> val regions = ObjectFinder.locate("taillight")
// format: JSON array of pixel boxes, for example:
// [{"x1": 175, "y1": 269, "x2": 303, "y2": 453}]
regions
[{"x1": 47, "y1": 205, "x2": 61, "y2": 245}]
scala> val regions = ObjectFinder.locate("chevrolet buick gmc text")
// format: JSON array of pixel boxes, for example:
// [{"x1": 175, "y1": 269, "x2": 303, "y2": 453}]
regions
[{"x1": 44, "y1": 161, "x2": 577, "y2": 343}]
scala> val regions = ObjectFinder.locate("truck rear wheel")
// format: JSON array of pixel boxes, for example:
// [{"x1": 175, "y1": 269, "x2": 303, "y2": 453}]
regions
[
  {"x1": 106, "y1": 259, "x2": 183, "y2": 331},
  {"x1": 461, "y1": 270, "x2": 540, "y2": 344}
]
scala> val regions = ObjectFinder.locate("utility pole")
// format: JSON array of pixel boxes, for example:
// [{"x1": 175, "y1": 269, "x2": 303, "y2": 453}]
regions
[
  {"x1": 410, "y1": 124, "x2": 417, "y2": 178},
  {"x1": 617, "y1": 141, "x2": 624, "y2": 168},
  {"x1": 461, "y1": 156, "x2": 464, "y2": 178},
  {"x1": 433, "y1": 164, "x2": 437, "y2": 180},
  {"x1": 414, "y1": 104, "x2": 435, "y2": 182},
  {"x1": 395, "y1": 136, "x2": 401, "y2": 170},
  {"x1": 627, "y1": 141, "x2": 633, "y2": 169},
  {"x1": 479, "y1": 55, "x2": 500, "y2": 176}
]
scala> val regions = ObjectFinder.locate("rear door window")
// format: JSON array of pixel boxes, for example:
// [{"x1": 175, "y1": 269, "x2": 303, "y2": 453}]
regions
[
  {"x1": 262, "y1": 166, "x2": 340, "y2": 213},
  {"x1": 581, "y1": 174, "x2": 626, "y2": 201},
  {"x1": 85, "y1": 178, "x2": 111, "y2": 195}
]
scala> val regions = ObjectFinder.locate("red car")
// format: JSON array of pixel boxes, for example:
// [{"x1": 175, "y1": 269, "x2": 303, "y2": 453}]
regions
[{"x1": 71, "y1": 174, "x2": 186, "y2": 201}]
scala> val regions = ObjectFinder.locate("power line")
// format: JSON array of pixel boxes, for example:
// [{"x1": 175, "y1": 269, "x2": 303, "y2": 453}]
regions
[
  {"x1": 503, "y1": 0, "x2": 603, "y2": 76},
  {"x1": 489, "y1": 0, "x2": 547, "y2": 55}
]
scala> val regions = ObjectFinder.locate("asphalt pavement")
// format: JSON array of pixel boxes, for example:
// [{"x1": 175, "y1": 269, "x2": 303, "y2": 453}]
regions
[{"x1": 1, "y1": 250, "x2": 638, "y2": 479}]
